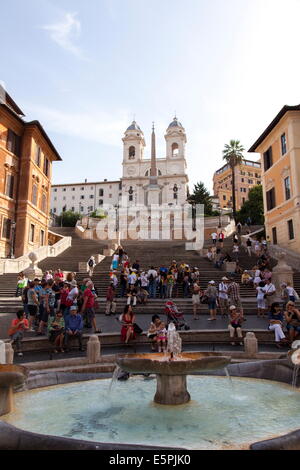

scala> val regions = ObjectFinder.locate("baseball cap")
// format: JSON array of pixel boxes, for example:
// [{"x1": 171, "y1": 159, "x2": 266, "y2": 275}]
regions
[
  {"x1": 222, "y1": 277, "x2": 229, "y2": 281},
  {"x1": 209, "y1": 280, "x2": 215, "y2": 284},
  {"x1": 229, "y1": 305, "x2": 236, "y2": 310},
  {"x1": 70, "y1": 305, "x2": 78, "y2": 311}
]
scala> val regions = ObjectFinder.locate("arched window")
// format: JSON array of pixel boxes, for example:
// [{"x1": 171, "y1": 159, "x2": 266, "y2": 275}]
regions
[
  {"x1": 172, "y1": 143, "x2": 179, "y2": 157},
  {"x1": 145, "y1": 169, "x2": 162, "y2": 176},
  {"x1": 129, "y1": 146, "x2": 135, "y2": 159}
]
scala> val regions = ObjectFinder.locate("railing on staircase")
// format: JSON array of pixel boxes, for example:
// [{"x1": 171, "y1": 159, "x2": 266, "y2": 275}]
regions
[{"x1": 0, "y1": 233, "x2": 72, "y2": 275}]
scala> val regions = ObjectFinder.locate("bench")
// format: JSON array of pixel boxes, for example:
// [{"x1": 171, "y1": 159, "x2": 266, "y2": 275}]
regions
[{"x1": 4, "y1": 329, "x2": 286, "y2": 355}]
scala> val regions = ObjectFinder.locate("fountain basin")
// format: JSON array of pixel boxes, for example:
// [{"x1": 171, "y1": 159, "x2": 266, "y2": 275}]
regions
[
  {"x1": 116, "y1": 352, "x2": 231, "y2": 405},
  {"x1": 116, "y1": 352, "x2": 231, "y2": 375},
  {"x1": 0, "y1": 365, "x2": 28, "y2": 416}
]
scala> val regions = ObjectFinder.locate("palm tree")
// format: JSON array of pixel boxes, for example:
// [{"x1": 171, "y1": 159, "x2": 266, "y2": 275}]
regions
[{"x1": 222, "y1": 140, "x2": 245, "y2": 222}]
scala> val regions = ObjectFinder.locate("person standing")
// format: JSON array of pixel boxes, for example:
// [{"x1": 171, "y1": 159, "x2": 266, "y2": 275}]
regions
[
  {"x1": 218, "y1": 277, "x2": 229, "y2": 318},
  {"x1": 148, "y1": 266, "x2": 158, "y2": 299},
  {"x1": 218, "y1": 231, "x2": 225, "y2": 248},
  {"x1": 211, "y1": 232, "x2": 218, "y2": 245},
  {"x1": 256, "y1": 281, "x2": 266, "y2": 317},
  {"x1": 246, "y1": 238, "x2": 252, "y2": 256},
  {"x1": 80, "y1": 280, "x2": 101, "y2": 333},
  {"x1": 227, "y1": 278, "x2": 243, "y2": 317},
  {"x1": 87, "y1": 256, "x2": 96, "y2": 277},
  {"x1": 205, "y1": 281, "x2": 218, "y2": 321},
  {"x1": 27, "y1": 281, "x2": 39, "y2": 331},
  {"x1": 262, "y1": 278, "x2": 276, "y2": 311},
  {"x1": 192, "y1": 280, "x2": 202, "y2": 320},
  {"x1": 105, "y1": 283, "x2": 116, "y2": 316}
]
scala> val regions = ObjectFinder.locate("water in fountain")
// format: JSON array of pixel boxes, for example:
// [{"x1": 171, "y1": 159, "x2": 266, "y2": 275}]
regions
[
  {"x1": 167, "y1": 322, "x2": 182, "y2": 359},
  {"x1": 225, "y1": 367, "x2": 234, "y2": 390},
  {"x1": 292, "y1": 366, "x2": 299, "y2": 388},
  {"x1": 109, "y1": 365, "x2": 122, "y2": 392},
  {"x1": 290, "y1": 347, "x2": 300, "y2": 388}
]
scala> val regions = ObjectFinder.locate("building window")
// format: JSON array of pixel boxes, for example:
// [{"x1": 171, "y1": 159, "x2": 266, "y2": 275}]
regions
[
  {"x1": 5, "y1": 174, "x2": 14, "y2": 199},
  {"x1": 35, "y1": 145, "x2": 41, "y2": 166},
  {"x1": 72, "y1": 196, "x2": 75, "y2": 200},
  {"x1": 81, "y1": 187, "x2": 84, "y2": 191},
  {"x1": 119, "y1": 182, "x2": 122, "y2": 190},
  {"x1": 71, "y1": 207, "x2": 75, "y2": 212},
  {"x1": 242, "y1": 197, "x2": 245, "y2": 204},
  {"x1": 272, "y1": 227, "x2": 277, "y2": 245},
  {"x1": 248, "y1": 179, "x2": 253, "y2": 184},
  {"x1": 99, "y1": 199, "x2": 103, "y2": 206},
  {"x1": 172, "y1": 143, "x2": 179, "y2": 157},
  {"x1": 54, "y1": 188, "x2": 57, "y2": 192},
  {"x1": 53, "y1": 208, "x2": 56, "y2": 213},
  {"x1": 54, "y1": 197, "x2": 57, "y2": 201},
  {"x1": 281, "y1": 133, "x2": 287, "y2": 155},
  {"x1": 263, "y1": 147, "x2": 273, "y2": 171},
  {"x1": 32, "y1": 184, "x2": 38, "y2": 206},
  {"x1": 29, "y1": 224, "x2": 35, "y2": 243},
  {"x1": 80, "y1": 206, "x2": 84, "y2": 212},
  {"x1": 40, "y1": 230, "x2": 45, "y2": 246},
  {"x1": 72, "y1": 187, "x2": 75, "y2": 191},
  {"x1": 109, "y1": 194, "x2": 112, "y2": 198},
  {"x1": 2, "y1": 218, "x2": 11, "y2": 239},
  {"x1": 63, "y1": 197, "x2": 66, "y2": 201},
  {"x1": 43, "y1": 158, "x2": 49, "y2": 177},
  {"x1": 41, "y1": 193, "x2": 47, "y2": 213},
  {"x1": 88, "y1": 206, "x2": 93, "y2": 212},
  {"x1": 288, "y1": 220, "x2": 294, "y2": 240},
  {"x1": 63, "y1": 188, "x2": 66, "y2": 192},
  {"x1": 99, "y1": 189, "x2": 104, "y2": 196},
  {"x1": 6, "y1": 129, "x2": 21, "y2": 156},
  {"x1": 80, "y1": 195, "x2": 85, "y2": 200},
  {"x1": 284, "y1": 176, "x2": 291, "y2": 200},
  {"x1": 223, "y1": 195, "x2": 226, "y2": 201},
  {"x1": 266, "y1": 188, "x2": 276, "y2": 211},
  {"x1": 241, "y1": 178, "x2": 244, "y2": 183},
  {"x1": 128, "y1": 146, "x2": 135, "y2": 159},
  {"x1": 89, "y1": 195, "x2": 94, "y2": 199}
]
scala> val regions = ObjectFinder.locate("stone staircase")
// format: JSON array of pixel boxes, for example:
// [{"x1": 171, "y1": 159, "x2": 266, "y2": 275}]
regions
[{"x1": 0, "y1": 227, "x2": 299, "y2": 319}]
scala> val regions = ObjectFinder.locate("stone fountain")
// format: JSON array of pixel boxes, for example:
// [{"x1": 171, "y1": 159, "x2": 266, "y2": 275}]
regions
[
  {"x1": 117, "y1": 323, "x2": 231, "y2": 405},
  {"x1": 0, "y1": 365, "x2": 28, "y2": 416}
]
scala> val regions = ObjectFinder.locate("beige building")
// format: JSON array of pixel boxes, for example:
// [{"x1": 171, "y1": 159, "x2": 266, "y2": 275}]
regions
[
  {"x1": 213, "y1": 159, "x2": 261, "y2": 210},
  {"x1": 249, "y1": 105, "x2": 300, "y2": 254}
]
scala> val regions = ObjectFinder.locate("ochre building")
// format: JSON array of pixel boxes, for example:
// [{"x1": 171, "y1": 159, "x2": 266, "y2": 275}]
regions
[
  {"x1": 249, "y1": 105, "x2": 300, "y2": 254},
  {"x1": 0, "y1": 86, "x2": 61, "y2": 258},
  {"x1": 213, "y1": 159, "x2": 261, "y2": 210}
]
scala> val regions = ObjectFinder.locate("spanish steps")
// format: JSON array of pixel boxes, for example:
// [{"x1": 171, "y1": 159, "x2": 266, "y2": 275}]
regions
[{"x1": 0, "y1": 226, "x2": 299, "y2": 319}]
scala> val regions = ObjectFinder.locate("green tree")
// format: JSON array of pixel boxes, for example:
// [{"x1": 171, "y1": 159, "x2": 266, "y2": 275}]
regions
[
  {"x1": 222, "y1": 140, "x2": 245, "y2": 222},
  {"x1": 236, "y1": 185, "x2": 264, "y2": 225},
  {"x1": 188, "y1": 181, "x2": 213, "y2": 216},
  {"x1": 57, "y1": 211, "x2": 81, "y2": 227}
]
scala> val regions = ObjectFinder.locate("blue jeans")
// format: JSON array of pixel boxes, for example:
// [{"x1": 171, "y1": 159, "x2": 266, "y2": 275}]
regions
[{"x1": 149, "y1": 281, "x2": 157, "y2": 298}]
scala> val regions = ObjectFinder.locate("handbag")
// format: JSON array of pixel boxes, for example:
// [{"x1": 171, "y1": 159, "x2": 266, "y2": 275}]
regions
[{"x1": 133, "y1": 323, "x2": 143, "y2": 335}]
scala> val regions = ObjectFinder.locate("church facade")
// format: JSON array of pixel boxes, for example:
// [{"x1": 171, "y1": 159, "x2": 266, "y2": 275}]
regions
[{"x1": 50, "y1": 117, "x2": 189, "y2": 215}]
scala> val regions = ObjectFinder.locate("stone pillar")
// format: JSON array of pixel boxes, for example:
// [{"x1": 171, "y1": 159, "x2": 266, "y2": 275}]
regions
[
  {"x1": 154, "y1": 374, "x2": 190, "y2": 405},
  {"x1": 5, "y1": 343, "x2": 14, "y2": 365},
  {"x1": 271, "y1": 253, "x2": 294, "y2": 300},
  {"x1": 244, "y1": 332, "x2": 258, "y2": 357},
  {"x1": 23, "y1": 252, "x2": 43, "y2": 279},
  {"x1": 0, "y1": 342, "x2": 5, "y2": 364},
  {"x1": 87, "y1": 335, "x2": 101, "y2": 364}
]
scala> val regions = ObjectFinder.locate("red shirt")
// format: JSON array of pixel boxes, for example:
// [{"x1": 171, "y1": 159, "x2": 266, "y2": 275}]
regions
[
  {"x1": 84, "y1": 288, "x2": 95, "y2": 309},
  {"x1": 8, "y1": 318, "x2": 29, "y2": 336}
]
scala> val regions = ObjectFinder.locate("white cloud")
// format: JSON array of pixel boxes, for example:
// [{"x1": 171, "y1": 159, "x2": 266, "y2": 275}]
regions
[
  {"x1": 42, "y1": 12, "x2": 87, "y2": 60},
  {"x1": 25, "y1": 103, "x2": 130, "y2": 148}
]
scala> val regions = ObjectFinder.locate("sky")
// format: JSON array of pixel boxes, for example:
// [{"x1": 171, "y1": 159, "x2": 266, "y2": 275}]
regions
[{"x1": 1, "y1": 0, "x2": 300, "y2": 193}]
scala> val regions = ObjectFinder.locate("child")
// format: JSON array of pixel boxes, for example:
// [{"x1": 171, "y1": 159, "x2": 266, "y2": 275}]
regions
[{"x1": 156, "y1": 320, "x2": 167, "y2": 353}]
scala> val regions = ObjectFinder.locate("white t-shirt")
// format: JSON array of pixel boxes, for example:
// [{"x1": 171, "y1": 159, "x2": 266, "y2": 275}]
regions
[
  {"x1": 219, "y1": 282, "x2": 228, "y2": 300},
  {"x1": 262, "y1": 283, "x2": 276, "y2": 296},
  {"x1": 211, "y1": 233, "x2": 218, "y2": 240},
  {"x1": 67, "y1": 287, "x2": 78, "y2": 303},
  {"x1": 256, "y1": 287, "x2": 265, "y2": 300}
]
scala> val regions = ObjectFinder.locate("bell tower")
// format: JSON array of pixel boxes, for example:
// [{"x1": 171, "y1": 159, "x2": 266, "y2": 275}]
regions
[{"x1": 165, "y1": 116, "x2": 186, "y2": 160}]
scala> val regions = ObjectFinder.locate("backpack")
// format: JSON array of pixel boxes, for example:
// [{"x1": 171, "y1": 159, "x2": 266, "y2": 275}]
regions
[{"x1": 88, "y1": 259, "x2": 94, "y2": 267}]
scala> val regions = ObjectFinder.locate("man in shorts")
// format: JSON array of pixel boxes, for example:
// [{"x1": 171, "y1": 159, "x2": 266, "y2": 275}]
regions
[{"x1": 192, "y1": 280, "x2": 201, "y2": 320}]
